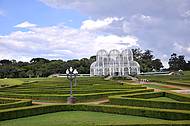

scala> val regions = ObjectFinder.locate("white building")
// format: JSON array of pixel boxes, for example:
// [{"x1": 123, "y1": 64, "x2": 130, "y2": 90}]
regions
[{"x1": 90, "y1": 49, "x2": 140, "y2": 76}]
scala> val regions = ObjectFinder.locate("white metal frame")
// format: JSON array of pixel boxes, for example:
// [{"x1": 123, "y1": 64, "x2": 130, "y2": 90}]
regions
[{"x1": 90, "y1": 49, "x2": 140, "y2": 76}]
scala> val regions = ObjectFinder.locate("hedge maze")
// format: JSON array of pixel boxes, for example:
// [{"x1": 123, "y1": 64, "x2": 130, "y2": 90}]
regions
[
  {"x1": 0, "y1": 77, "x2": 190, "y2": 125},
  {"x1": 0, "y1": 77, "x2": 148, "y2": 102},
  {"x1": 109, "y1": 91, "x2": 190, "y2": 120}
]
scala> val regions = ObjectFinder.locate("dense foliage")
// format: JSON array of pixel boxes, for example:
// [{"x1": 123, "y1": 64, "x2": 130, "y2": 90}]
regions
[
  {"x1": 0, "y1": 57, "x2": 96, "y2": 78},
  {"x1": 132, "y1": 49, "x2": 163, "y2": 72},
  {"x1": 0, "y1": 48, "x2": 189, "y2": 78},
  {"x1": 168, "y1": 53, "x2": 190, "y2": 71}
]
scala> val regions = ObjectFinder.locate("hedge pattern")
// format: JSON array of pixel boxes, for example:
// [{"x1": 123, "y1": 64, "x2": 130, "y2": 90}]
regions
[
  {"x1": 0, "y1": 98, "x2": 32, "y2": 110},
  {"x1": 165, "y1": 91, "x2": 190, "y2": 102},
  {"x1": 0, "y1": 89, "x2": 153, "y2": 102},
  {"x1": 0, "y1": 104, "x2": 190, "y2": 121},
  {"x1": 109, "y1": 92, "x2": 190, "y2": 110},
  {"x1": 0, "y1": 86, "x2": 146, "y2": 94}
]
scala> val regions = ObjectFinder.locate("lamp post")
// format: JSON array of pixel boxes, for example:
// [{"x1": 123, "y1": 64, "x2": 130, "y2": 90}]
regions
[
  {"x1": 66, "y1": 67, "x2": 78, "y2": 104},
  {"x1": 73, "y1": 69, "x2": 78, "y2": 87}
]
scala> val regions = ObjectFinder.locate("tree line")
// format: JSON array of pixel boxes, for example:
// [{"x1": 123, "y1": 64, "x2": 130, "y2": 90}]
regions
[
  {"x1": 0, "y1": 48, "x2": 190, "y2": 78},
  {"x1": 0, "y1": 57, "x2": 96, "y2": 78}
]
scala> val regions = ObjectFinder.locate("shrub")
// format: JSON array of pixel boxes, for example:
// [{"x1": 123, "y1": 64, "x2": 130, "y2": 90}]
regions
[
  {"x1": 0, "y1": 89, "x2": 153, "y2": 102},
  {"x1": 109, "y1": 92, "x2": 190, "y2": 110},
  {"x1": 165, "y1": 91, "x2": 190, "y2": 102},
  {"x1": 0, "y1": 98, "x2": 32, "y2": 110}
]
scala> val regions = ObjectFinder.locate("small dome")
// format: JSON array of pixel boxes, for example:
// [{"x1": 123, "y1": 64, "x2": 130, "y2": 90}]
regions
[{"x1": 96, "y1": 49, "x2": 108, "y2": 56}]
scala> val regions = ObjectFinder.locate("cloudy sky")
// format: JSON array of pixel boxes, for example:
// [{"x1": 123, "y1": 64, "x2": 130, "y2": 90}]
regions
[{"x1": 0, "y1": 0, "x2": 190, "y2": 68}]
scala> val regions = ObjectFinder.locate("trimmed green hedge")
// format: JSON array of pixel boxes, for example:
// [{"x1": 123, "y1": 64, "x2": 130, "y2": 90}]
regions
[
  {"x1": 165, "y1": 91, "x2": 190, "y2": 102},
  {"x1": 109, "y1": 92, "x2": 190, "y2": 110},
  {"x1": 72, "y1": 104, "x2": 190, "y2": 120},
  {"x1": 0, "y1": 89, "x2": 153, "y2": 102},
  {"x1": 122, "y1": 92, "x2": 164, "y2": 98},
  {"x1": 132, "y1": 91, "x2": 190, "y2": 102},
  {"x1": 109, "y1": 97, "x2": 190, "y2": 110},
  {"x1": 0, "y1": 97, "x2": 18, "y2": 104},
  {"x1": 0, "y1": 86, "x2": 146, "y2": 94},
  {"x1": 0, "y1": 104, "x2": 68, "y2": 121},
  {"x1": 1, "y1": 104, "x2": 190, "y2": 121},
  {"x1": 0, "y1": 98, "x2": 32, "y2": 110}
]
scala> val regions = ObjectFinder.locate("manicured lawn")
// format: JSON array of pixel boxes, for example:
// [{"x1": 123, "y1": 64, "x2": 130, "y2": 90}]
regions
[{"x1": 1, "y1": 111, "x2": 189, "y2": 126}]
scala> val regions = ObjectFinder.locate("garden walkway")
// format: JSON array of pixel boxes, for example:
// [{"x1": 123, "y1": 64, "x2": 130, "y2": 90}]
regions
[{"x1": 32, "y1": 99, "x2": 109, "y2": 105}]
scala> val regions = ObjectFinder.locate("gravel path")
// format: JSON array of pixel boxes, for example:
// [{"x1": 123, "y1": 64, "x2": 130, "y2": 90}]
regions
[{"x1": 32, "y1": 99, "x2": 109, "y2": 105}]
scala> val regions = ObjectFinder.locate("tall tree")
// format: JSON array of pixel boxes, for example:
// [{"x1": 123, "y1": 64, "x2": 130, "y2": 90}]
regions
[
  {"x1": 178, "y1": 55, "x2": 186, "y2": 70},
  {"x1": 168, "y1": 53, "x2": 186, "y2": 71},
  {"x1": 132, "y1": 48, "x2": 142, "y2": 62},
  {"x1": 168, "y1": 53, "x2": 178, "y2": 71},
  {"x1": 152, "y1": 59, "x2": 163, "y2": 71},
  {"x1": 140, "y1": 50, "x2": 154, "y2": 72},
  {"x1": 132, "y1": 49, "x2": 163, "y2": 72}
]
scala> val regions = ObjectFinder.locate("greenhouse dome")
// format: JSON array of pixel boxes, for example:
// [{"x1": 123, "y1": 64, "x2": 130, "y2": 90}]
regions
[{"x1": 90, "y1": 49, "x2": 140, "y2": 76}]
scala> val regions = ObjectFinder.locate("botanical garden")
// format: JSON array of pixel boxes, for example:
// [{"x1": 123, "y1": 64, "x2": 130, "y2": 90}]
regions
[
  {"x1": 0, "y1": 49, "x2": 190, "y2": 126},
  {"x1": 1, "y1": 0, "x2": 190, "y2": 125}
]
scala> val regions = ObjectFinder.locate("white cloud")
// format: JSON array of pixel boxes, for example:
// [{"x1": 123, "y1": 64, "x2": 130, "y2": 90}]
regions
[
  {"x1": 14, "y1": 21, "x2": 37, "y2": 28},
  {"x1": 122, "y1": 14, "x2": 158, "y2": 34},
  {"x1": 39, "y1": 0, "x2": 187, "y2": 19},
  {"x1": 0, "y1": 18, "x2": 139, "y2": 61},
  {"x1": 81, "y1": 17, "x2": 123, "y2": 30},
  {"x1": 122, "y1": 21, "x2": 131, "y2": 33},
  {"x1": 95, "y1": 35, "x2": 138, "y2": 50},
  {"x1": 131, "y1": 14, "x2": 152, "y2": 23},
  {"x1": 173, "y1": 42, "x2": 190, "y2": 53},
  {"x1": 29, "y1": 0, "x2": 190, "y2": 66},
  {"x1": 160, "y1": 54, "x2": 169, "y2": 68},
  {"x1": 40, "y1": 0, "x2": 92, "y2": 10}
]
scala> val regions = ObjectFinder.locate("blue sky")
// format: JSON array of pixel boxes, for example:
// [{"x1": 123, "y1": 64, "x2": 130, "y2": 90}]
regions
[
  {"x1": 0, "y1": 0, "x2": 190, "y2": 68},
  {"x1": 0, "y1": 0, "x2": 86, "y2": 34}
]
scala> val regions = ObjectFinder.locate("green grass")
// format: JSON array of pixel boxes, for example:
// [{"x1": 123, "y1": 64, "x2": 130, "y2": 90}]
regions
[
  {"x1": 0, "y1": 79, "x2": 24, "y2": 87},
  {"x1": 148, "y1": 97, "x2": 178, "y2": 102},
  {"x1": 1, "y1": 111, "x2": 190, "y2": 126},
  {"x1": 138, "y1": 71, "x2": 190, "y2": 87},
  {"x1": 142, "y1": 83, "x2": 180, "y2": 90}
]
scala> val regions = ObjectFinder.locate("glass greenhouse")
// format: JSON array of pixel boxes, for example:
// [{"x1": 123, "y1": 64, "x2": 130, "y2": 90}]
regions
[{"x1": 90, "y1": 49, "x2": 140, "y2": 76}]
